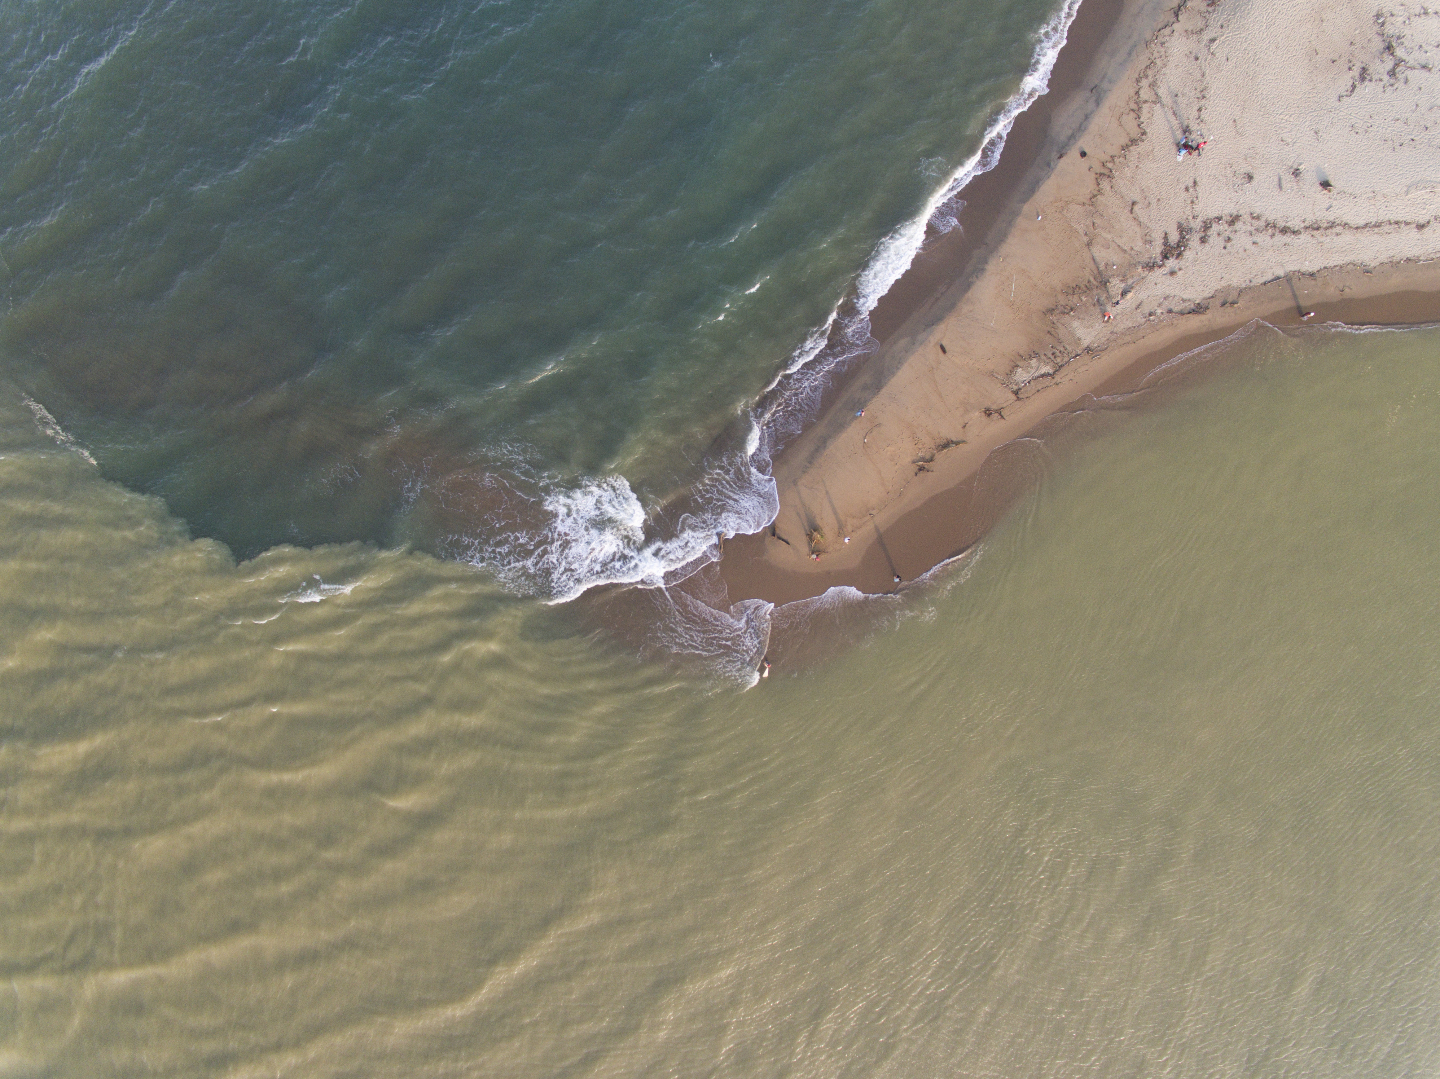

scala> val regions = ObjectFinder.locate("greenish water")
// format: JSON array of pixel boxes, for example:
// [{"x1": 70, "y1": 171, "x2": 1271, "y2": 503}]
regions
[
  {"x1": 5, "y1": 322, "x2": 1439, "y2": 1076},
  {"x1": 0, "y1": 0, "x2": 1068, "y2": 603}
]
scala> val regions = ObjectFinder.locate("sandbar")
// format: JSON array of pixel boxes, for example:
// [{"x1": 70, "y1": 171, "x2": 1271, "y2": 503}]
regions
[{"x1": 722, "y1": 0, "x2": 1440, "y2": 605}]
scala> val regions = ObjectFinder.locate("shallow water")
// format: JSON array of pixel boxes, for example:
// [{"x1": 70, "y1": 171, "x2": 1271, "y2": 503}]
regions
[{"x1": 4, "y1": 322, "x2": 1439, "y2": 1077}]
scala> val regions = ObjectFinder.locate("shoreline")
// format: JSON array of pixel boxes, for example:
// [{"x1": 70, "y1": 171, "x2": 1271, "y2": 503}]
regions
[
  {"x1": 865, "y1": 0, "x2": 1140, "y2": 346},
  {"x1": 720, "y1": 0, "x2": 1440, "y2": 607},
  {"x1": 726, "y1": 260, "x2": 1440, "y2": 606}
]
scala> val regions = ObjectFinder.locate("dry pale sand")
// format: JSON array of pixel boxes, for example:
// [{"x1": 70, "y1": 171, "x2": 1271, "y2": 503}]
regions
[{"x1": 723, "y1": 0, "x2": 1440, "y2": 605}]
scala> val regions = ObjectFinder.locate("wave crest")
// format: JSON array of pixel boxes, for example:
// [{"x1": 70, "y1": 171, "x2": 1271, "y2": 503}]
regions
[{"x1": 443, "y1": 0, "x2": 1083, "y2": 677}]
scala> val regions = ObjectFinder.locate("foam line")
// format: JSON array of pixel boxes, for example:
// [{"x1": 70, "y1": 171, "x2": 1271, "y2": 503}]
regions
[{"x1": 853, "y1": 0, "x2": 1082, "y2": 316}]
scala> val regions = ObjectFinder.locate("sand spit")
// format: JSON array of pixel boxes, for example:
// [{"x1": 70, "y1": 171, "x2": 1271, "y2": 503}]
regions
[{"x1": 724, "y1": 0, "x2": 1440, "y2": 604}]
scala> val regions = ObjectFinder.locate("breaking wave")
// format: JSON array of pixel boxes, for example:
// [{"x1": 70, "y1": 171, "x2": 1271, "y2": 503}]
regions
[
  {"x1": 22, "y1": 396, "x2": 98, "y2": 466},
  {"x1": 427, "y1": 0, "x2": 1082, "y2": 679},
  {"x1": 434, "y1": 425, "x2": 778, "y2": 606},
  {"x1": 754, "y1": 0, "x2": 1080, "y2": 456}
]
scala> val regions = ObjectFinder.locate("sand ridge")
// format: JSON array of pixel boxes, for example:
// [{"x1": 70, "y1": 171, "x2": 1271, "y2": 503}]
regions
[{"x1": 722, "y1": 0, "x2": 1440, "y2": 604}]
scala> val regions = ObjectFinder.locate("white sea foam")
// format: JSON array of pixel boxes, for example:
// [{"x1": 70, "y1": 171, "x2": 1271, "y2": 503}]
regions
[
  {"x1": 931, "y1": 196, "x2": 966, "y2": 236},
  {"x1": 285, "y1": 575, "x2": 358, "y2": 603},
  {"x1": 854, "y1": 0, "x2": 1081, "y2": 316},
  {"x1": 646, "y1": 587, "x2": 774, "y2": 688},
  {"x1": 60, "y1": 18, "x2": 141, "y2": 104},
  {"x1": 22, "y1": 396, "x2": 98, "y2": 466},
  {"x1": 447, "y1": 0, "x2": 1085, "y2": 676},
  {"x1": 754, "y1": 0, "x2": 1082, "y2": 452},
  {"x1": 743, "y1": 414, "x2": 760, "y2": 457},
  {"x1": 452, "y1": 444, "x2": 779, "y2": 606},
  {"x1": 767, "y1": 305, "x2": 840, "y2": 390}
]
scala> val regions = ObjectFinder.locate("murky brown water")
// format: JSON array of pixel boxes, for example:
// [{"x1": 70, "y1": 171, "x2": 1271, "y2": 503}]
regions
[{"x1": 4, "y1": 323, "x2": 1439, "y2": 1077}]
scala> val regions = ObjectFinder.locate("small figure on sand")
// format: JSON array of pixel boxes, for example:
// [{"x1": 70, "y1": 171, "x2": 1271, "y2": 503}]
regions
[
  {"x1": 807, "y1": 526, "x2": 826, "y2": 559},
  {"x1": 893, "y1": 573, "x2": 902, "y2": 584},
  {"x1": 855, "y1": 408, "x2": 865, "y2": 417},
  {"x1": 1176, "y1": 136, "x2": 1207, "y2": 161},
  {"x1": 760, "y1": 660, "x2": 770, "y2": 679}
]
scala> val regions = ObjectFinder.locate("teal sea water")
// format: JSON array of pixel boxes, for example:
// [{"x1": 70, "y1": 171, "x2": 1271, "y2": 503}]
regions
[
  {"x1": 5, "y1": 1, "x2": 1440, "y2": 1074},
  {"x1": 1, "y1": 0, "x2": 1069, "y2": 610}
]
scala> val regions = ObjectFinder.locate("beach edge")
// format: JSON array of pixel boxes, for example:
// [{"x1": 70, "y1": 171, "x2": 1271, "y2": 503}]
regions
[{"x1": 721, "y1": 0, "x2": 1440, "y2": 605}]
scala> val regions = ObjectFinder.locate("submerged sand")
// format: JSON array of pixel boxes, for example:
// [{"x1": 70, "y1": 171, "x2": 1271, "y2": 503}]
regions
[{"x1": 723, "y1": 0, "x2": 1440, "y2": 604}]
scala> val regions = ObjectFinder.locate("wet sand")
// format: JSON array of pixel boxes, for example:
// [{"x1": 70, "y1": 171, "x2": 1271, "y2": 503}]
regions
[{"x1": 723, "y1": 0, "x2": 1440, "y2": 605}]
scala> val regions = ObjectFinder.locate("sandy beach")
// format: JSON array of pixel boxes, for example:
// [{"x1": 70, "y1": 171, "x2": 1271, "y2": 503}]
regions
[{"x1": 722, "y1": 0, "x2": 1440, "y2": 605}]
